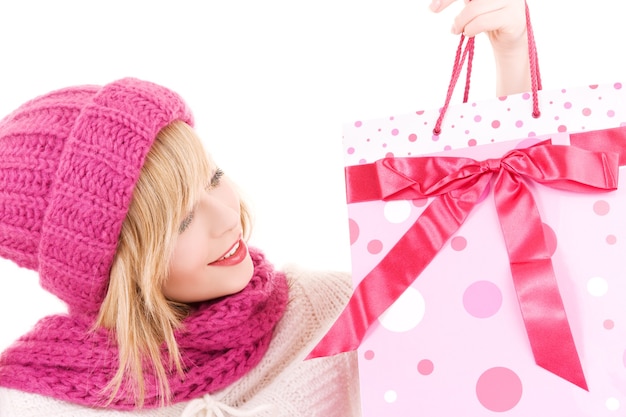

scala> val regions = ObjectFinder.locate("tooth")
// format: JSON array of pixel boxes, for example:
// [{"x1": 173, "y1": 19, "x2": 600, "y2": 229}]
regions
[{"x1": 222, "y1": 242, "x2": 239, "y2": 260}]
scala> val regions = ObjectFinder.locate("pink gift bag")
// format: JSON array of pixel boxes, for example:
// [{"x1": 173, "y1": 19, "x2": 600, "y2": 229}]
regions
[{"x1": 310, "y1": 3, "x2": 626, "y2": 416}]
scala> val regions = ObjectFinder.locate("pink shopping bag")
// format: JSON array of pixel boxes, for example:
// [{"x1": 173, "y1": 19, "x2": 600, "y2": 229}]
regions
[{"x1": 310, "y1": 4, "x2": 626, "y2": 416}]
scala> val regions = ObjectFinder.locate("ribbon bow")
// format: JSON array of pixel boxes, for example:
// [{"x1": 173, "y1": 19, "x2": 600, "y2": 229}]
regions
[
  {"x1": 309, "y1": 140, "x2": 621, "y2": 391},
  {"x1": 181, "y1": 393, "x2": 274, "y2": 417}
]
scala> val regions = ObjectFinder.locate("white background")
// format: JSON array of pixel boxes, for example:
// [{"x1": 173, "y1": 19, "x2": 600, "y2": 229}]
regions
[{"x1": 1, "y1": 0, "x2": 624, "y2": 351}]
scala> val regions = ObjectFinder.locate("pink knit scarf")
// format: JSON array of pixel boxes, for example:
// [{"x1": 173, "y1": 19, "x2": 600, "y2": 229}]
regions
[{"x1": 0, "y1": 248, "x2": 289, "y2": 410}]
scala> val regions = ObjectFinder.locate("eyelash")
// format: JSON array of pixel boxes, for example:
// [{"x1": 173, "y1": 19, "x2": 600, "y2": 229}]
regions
[
  {"x1": 179, "y1": 168, "x2": 225, "y2": 234},
  {"x1": 208, "y1": 168, "x2": 224, "y2": 189},
  {"x1": 178, "y1": 213, "x2": 194, "y2": 234}
]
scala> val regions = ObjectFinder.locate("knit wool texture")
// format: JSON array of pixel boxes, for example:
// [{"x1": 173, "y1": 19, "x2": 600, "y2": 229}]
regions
[
  {"x1": 0, "y1": 267, "x2": 360, "y2": 417},
  {"x1": 0, "y1": 248, "x2": 289, "y2": 409},
  {"x1": 0, "y1": 78, "x2": 290, "y2": 408},
  {"x1": 0, "y1": 77, "x2": 193, "y2": 313}
]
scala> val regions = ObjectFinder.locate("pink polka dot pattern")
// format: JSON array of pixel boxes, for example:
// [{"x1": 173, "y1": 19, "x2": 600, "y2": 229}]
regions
[
  {"x1": 348, "y1": 218, "x2": 359, "y2": 245},
  {"x1": 542, "y1": 223, "x2": 557, "y2": 256},
  {"x1": 343, "y1": 82, "x2": 626, "y2": 416},
  {"x1": 367, "y1": 239, "x2": 383, "y2": 254},
  {"x1": 476, "y1": 367, "x2": 523, "y2": 412},
  {"x1": 450, "y1": 236, "x2": 467, "y2": 251},
  {"x1": 417, "y1": 359, "x2": 434, "y2": 376},
  {"x1": 463, "y1": 281, "x2": 503, "y2": 318},
  {"x1": 594, "y1": 200, "x2": 610, "y2": 216}
]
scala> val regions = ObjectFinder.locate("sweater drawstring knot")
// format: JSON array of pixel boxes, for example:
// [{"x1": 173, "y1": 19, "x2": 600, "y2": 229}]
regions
[{"x1": 181, "y1": 394, "x2": 274, "y2": 417}]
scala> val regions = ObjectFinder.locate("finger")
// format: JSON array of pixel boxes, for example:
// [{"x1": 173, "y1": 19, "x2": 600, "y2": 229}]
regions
[
  {"x1": 451, "y1": 0, "x2": 521, "y2": 34},
  {"x1": 462, "y1": 5, "x2": 525, "y2": 38},
  {"x1": 461, "y1": 10, "x2": 508, "y2": 37},
  {"x1": 429, "y1": 0, "x2": 462, "y2": 13},
  {"x1": 452, "y1": 0, "x2": 506, "y2": 32}
]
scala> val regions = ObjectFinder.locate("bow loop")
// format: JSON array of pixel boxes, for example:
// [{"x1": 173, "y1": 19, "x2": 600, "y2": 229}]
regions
[
  {"x1": 499, "y1": 143, "x2": 619, "y2": 191},
  {"x1": 370, "y1": 155, "x2": 491, "y2": 201},
  {"x1": 376, "y1": 158, "x2": 422, "y2": 200}
]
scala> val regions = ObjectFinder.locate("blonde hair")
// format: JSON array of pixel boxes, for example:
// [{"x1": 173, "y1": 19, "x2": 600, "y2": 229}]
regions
[{"x1": 96, "y1": 121, "x2": 252, "y2": 407}]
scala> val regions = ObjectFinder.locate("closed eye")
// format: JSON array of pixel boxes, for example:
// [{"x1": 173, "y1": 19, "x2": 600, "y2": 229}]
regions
[
  {"x1": 178, "y1": 212, "x2": 194, "y2": 234},
  {"x1": 179, "y1": 169, "x2": 224, "y2": 234},
  {"x1": 208, "y1": 168, "x2": 224, "y2": 189}
]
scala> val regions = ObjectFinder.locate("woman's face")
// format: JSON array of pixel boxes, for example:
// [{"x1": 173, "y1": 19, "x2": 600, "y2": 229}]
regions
[{"x1": 163, "y1": 169, "x2": 254, "y2": 303}]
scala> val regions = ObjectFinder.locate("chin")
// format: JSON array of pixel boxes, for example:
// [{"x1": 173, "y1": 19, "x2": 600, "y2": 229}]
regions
[
  {"x1": 219, "y1": 253, "x2": 255, "y2": 297},
  {"x1": 235, "y1": 254, "x2": 255, "y2": 291}
]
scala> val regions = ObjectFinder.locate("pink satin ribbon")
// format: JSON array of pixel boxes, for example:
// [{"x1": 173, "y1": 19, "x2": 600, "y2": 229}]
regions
[{"x1": 309, "y1": 135, "x2": 626, "y2": 391}]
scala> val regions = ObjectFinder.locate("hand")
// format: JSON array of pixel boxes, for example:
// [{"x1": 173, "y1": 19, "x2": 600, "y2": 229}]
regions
[{"x1": 429, "y1": 0, "x2": 532, "y2": 96}]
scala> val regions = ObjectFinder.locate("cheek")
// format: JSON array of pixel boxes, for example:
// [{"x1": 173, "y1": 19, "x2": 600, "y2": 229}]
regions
[
  {"x1": 170, "y1": 232, "x2": 208, "y2": 276},
  {"x1": 165, "y1": 247, "x2": 205, "y2": 300},
  {"x1": 220, "y1": 179, "x2": 242, "y2": 212}
]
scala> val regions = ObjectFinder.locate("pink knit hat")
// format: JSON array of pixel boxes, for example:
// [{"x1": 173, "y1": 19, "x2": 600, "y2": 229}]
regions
[{"x1": 0, "y1": 78, "x2": 193, "y2": 313}]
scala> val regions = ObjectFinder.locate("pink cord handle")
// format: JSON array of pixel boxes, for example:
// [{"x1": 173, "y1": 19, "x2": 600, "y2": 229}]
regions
[{"x1": 433, "y1": 1, "x2": 541, "y2": 135}]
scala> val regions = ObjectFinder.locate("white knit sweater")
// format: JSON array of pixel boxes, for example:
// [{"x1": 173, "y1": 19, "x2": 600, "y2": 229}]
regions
[{"x1": 0, "y1": 266, "x2": 361, "y2": 417}]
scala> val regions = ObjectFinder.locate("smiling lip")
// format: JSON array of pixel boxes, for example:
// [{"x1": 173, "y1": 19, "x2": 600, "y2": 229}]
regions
[{"x1": 208, "y1": 239, "x2": 247, "y2": 267}]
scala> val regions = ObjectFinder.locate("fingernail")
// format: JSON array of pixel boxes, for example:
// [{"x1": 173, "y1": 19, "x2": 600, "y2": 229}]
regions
[{"x1": 429, "y1": 0, "x2": 441, "y2": 12}]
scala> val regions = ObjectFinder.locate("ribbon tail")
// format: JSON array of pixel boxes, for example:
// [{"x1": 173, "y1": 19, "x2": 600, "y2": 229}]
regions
[
  {"x1": 510, "y1": 260, "x2": 588, "y2": 390},
  {"x1": 495, "y1": 171, "x2": 587, "y2": 390},
  {"x1": 308, "y1": 182, "x2": 486, "y2": 359}
]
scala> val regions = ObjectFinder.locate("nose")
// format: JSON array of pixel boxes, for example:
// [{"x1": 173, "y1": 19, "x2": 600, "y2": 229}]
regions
[{"x1": 201, "y1": 190, "x2": 240, "y2": 238}]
